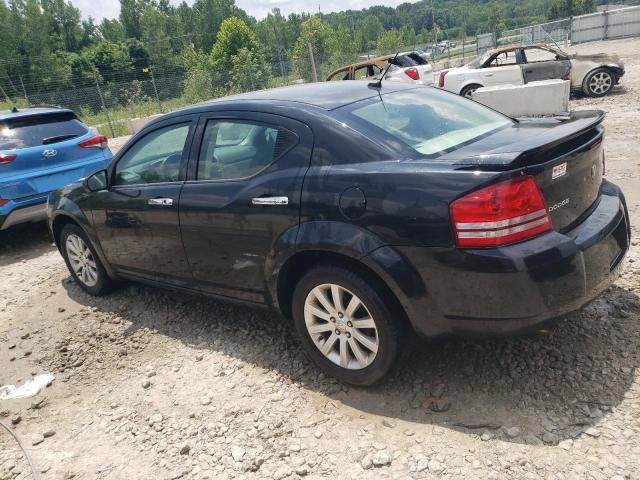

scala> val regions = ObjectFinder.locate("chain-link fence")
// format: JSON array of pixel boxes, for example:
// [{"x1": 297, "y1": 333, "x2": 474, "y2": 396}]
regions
[{"x1": 0, "y1": 36, "x2": 492, "y2": 140}]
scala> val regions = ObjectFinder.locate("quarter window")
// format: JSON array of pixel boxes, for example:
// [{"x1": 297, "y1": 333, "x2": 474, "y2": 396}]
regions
[
  {"x1": 114, "y1": 123, "x2": 190, "y2": 186},
  {"x1": 197, "y1": 120, "x2": 280, "y2": 181}
]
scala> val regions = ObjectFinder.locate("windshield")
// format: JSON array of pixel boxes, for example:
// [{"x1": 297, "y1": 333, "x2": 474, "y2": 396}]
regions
[
  {"x1": 468, "y1": 52, "x2": 492, "y2": 68},
  {"x1": 336, "y1": 87, "x2": 513, "y2": 157}
]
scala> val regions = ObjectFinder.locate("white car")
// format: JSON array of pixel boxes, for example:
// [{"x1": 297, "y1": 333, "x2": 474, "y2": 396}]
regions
[
  {"x1": 327, "y1": 52, "x2": 433, "y2": 85},
  {"x1": 438, "y1": 44, "x2": 625, "y2": 98}
]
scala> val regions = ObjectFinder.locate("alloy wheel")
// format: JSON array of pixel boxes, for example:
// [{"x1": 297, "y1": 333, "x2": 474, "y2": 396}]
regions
[
  {"x1": 66, "y1": 234, "x2": 99, "y2": 287},
  {"x1": 589, "y1": 71, "x2": 612, "y2": 95},
  {"x1": 304, "y1": 283, "x2": 379, "y2": 370}
]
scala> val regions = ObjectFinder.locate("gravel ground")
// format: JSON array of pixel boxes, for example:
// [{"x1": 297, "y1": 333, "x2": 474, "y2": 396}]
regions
[{"x1": 1, "y1": 38, "x2": 640, "y2": 480}]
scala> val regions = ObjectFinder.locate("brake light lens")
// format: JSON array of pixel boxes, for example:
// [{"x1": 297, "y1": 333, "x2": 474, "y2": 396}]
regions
[
  {"x1": 404, "y1": 67, "x2": 420, "y2": 81},
  {"x1": 450, "y1": 176, "x2": 552, "y2": 248},
  {"x1": 0, "y1": 199, "x2": 7, "y2": 206},
  {"x1": 0, "y1": 153, "x2": 16, "y2": 165},
  {"x1": 78, "y1": 135, "x2": 108, "y2": 149},
  {"x1": 438, "y1": 69, "x2": 449, "y2": 87}
]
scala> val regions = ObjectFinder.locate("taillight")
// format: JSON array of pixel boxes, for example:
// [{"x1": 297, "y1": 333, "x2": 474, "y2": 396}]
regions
[
  {"x1": 0, "y1": 199, "x2": 8, "y2": 206},
  {"x1": 78, "y1": 135, "x2": 108, "y2": 149},
  {"x1": 0, "y1": 153, "x2": 16, "y2": 165},
  {"x1": 438, "y1": 70, "x2": 449, "y2": 88},
  {"x1": 404, "y1": 67, "x2": 420, "y2": 81},
  {"x1": 450, "y1": 176, "x2": 552, "y2": 248}
]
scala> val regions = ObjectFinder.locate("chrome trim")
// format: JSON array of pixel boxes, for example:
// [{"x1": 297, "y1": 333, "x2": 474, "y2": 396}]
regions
[
  {"x1": 147, "y1": 198, "x2": 173, "y2": 206},
  {"x1": 457, "y1": 216, "x2": 550, "y2": 239},
  {"x1": 455, "y1": 209, "x2": 547, "y2": 231},
  {"x1": 251, "y1": 196, "x2": 289, "y2": 206}
]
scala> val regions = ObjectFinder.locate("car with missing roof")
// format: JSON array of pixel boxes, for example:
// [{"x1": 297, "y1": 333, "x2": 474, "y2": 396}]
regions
[
  {"x1": 438, "y1": 44, "x2": 625, "y2": 98},
  {"x1": 0, "y1": 107, "x2": 111, "y2": 231},
  {"x1": 48, "y1": 82, "x2": 629, "y2": 385},
  {"x1": 327, "y1": 52, "x2": 433, "y2": 85}
]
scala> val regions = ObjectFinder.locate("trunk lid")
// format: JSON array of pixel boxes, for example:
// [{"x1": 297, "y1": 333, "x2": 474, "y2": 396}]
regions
[{"x1": 441, "y1": 111, "x2": 605, "y2": 232}]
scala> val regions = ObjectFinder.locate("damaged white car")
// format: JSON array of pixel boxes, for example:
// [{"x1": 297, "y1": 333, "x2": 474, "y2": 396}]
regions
[{"x1": 438, "y1": 44, "x2": 625, "y2": 98}]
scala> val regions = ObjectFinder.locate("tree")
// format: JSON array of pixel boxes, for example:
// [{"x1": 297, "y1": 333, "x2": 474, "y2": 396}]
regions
[
  {"x1": 359, "y1": 15, "x2": 383, "y2": 52},
  {"x1": 376, "y1": 29, "x2": 404, "y2": 55},
  {"x1": 119, "y1": 0, "x2": 142, "y2": 39},
  {"x1": 99, "y1": 18, "x2": 126, "y2": 43},
  {"x1": 230, "y1": 48, "x2": 270, "y2": 92},
  {"x1": 292, "y1": 16, "x2": 332, "y2": 81},
  {"x1": 210, "y1": 17, "x2": 261, "y2": 74},
  {"x1": 192, "y1": 0, "x2": 246, "y2": 52}
]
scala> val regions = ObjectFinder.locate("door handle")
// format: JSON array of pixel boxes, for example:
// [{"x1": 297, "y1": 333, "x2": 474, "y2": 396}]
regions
[
  {"x1": 251, "y1": 196, "x2": 289, "y2": 206},
  {"x1": 148, "y1": 198, "x2": 173, "y2": 206},
  {"x1": 484, "y1": 72, "x2": 494, "y2": 77}
]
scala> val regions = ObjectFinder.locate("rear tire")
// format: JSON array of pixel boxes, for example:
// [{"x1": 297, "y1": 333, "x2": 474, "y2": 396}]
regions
[
  {"x1": 583, "y1": 68, "x2": 614, "y2": 97},
  {"x1": 60, "y1": 224, "x2": 113, "y2": 296},
  {"x1": 292, "y1": 265, "x2": 401, "y2": 386},
  {"x1": 460, "y1": 83, "x2": 482, "y2": 98}
]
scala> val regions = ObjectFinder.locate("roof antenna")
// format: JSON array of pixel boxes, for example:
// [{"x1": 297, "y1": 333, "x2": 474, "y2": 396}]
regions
[{"x1": 369, "y1": 52, "x2": 399, "y2": 89}]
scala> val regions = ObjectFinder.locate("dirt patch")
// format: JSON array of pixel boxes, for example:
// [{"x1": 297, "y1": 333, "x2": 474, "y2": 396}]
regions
[{"x1": 1, "y1": 37, "x2": 640, "y2": 480}]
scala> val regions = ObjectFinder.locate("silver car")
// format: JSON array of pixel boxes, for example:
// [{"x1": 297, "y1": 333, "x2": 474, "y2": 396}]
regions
[{"x1": 439, "y1": 44, "x2": 625, "y2": 98}]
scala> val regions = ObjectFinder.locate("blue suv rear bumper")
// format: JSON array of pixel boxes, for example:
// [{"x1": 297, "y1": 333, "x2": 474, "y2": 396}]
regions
[{"x1": 0, "y1": 193, "x2": 51, "y2": 230}]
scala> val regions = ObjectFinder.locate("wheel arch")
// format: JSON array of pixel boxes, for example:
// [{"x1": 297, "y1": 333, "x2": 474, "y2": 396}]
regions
[
  {"x1": 459, "y1": 82, "x2": 483, "y2": 96},
  {"x1": 275, "y1": 249, "x2": 413, "y2": 328},
  {"x1": 50, "y1": 210, "x2": 117, "y2": 279}
]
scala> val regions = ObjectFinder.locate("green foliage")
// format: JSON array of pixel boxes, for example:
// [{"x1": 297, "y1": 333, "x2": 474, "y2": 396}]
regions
[
  {"x1": 292, "y1": 16, "x2": 332, "y2": 82},
  {"x1": 210, "y1": 17, "x2": 261, "y2": 73},
  {"x1": 230, "y1": 48, "x2": 271, "y2": 92},
  {"x1": 376, "y1": 29, "x2": 405, "y2": 55}
]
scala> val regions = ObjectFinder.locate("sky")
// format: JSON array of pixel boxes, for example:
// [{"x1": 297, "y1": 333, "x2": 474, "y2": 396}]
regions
[{"x1": 70, "y1": 0, "x2": 416, "y2": 22}]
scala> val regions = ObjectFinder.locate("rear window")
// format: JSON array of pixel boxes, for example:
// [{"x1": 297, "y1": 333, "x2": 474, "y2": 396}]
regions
[
  {"x1": 335, "y1": 88, "x2": 513, "y2": 157},
  {"x1": 392, "y1": 56, "x2": 418, "y2": 68},
  {"x1": 0, "y1": 112, "x2": 88, "y2": 150},
  {"x1": 407, "y1": 53, "x2": 428, "y2": 65}
]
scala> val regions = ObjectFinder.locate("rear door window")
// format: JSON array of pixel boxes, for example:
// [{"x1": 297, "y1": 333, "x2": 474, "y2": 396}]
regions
[
  {"x1": 0, "y1": 112, "x2": 88, "y2": 150},
  {"x1": 197, "y1": 120, "x2": 281, "y2": 181}
]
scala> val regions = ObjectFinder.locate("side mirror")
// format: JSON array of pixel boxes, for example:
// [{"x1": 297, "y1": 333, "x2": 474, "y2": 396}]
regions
[{"x1": 85, "y1": 170, "x2": 108, "y2": 192}]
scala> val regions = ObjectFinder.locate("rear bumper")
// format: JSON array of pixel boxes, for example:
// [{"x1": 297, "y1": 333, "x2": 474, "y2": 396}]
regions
[
  {"x1": 0, "y1": 195, "x2": 49, "y2": 230},
  {"x1": 0, "y1": 152, "x2": 109, "y2": 230},
  {"x1": 396, "y1": 180, "x2": 630, "y2": 337}
]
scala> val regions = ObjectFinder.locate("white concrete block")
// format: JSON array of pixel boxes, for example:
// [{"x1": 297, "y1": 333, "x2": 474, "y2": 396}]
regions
[
  {"x1": 128, "y1": 114, "x2": 163, "y2": 134},
  {"x1": 471, "y1": 80, "x2": 570, "y2": 117}
]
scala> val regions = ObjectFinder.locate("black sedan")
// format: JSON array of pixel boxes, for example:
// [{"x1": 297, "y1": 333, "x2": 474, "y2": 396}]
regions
[{"x1": 48, "y1": 82, "x2": 630, "y2": 385}]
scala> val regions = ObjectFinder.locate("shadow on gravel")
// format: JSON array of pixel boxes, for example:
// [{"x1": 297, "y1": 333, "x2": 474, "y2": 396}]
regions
[
  {"x1": 0, "y1": 222, "x2": 53, "y2": 267},
  {"x1": 63, "y1": 277, "x2": 640, "y2": 446}
]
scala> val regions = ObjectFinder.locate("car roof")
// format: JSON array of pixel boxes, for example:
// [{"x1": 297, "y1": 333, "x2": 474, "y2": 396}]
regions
[
  {"x1": 484, "y1": 44, "x2": 560, "y2": 56},
  {"x1": 178, "y1": 81, "x2": 417, "y2": 113},
  {"x1": 0, "y1": 106, "x2": 74, "y2": 121}
]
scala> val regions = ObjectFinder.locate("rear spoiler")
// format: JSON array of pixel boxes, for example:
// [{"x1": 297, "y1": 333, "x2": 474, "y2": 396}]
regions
[{"x1": 452, "y1": 110, "x2": 605, "y2": 169}]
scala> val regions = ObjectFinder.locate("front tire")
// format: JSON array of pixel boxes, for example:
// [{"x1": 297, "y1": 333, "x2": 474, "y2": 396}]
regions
[
  {"x1": 583, "y1": 68, "x2": 614, "y2": 97},
  {"x1": 292, "y1": 265, "x2": 401, "y2": 386},
  {"x1": 60, "y1": 224, "x2": 113, "y2": 296}
]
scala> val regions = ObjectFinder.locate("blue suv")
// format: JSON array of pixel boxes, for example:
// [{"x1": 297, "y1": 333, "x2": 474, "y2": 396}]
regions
[{"x1": 0, "y1": 107, "x2": 112, "y2": 231}]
